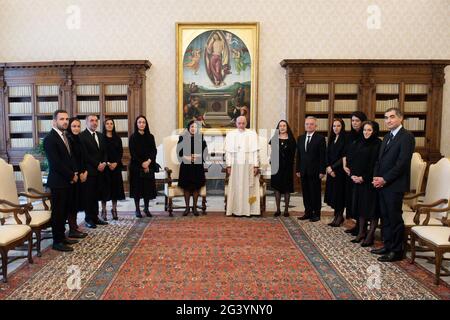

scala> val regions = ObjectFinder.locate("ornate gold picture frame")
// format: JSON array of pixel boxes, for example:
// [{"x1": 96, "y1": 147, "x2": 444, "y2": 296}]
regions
[{"x1": 176, "y1": 22, "x2": 259, "y2": 134}]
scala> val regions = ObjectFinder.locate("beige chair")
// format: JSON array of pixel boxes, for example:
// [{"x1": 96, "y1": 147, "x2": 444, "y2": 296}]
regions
[
  {"x1": 0, "y1": 160, "x2": 34, "y2": 282},
  {"x1": 403, "y1": 158, "x2": 450, "y2": 259},
  {"x1": 403, "y1": 152, "x2": 427, "y2": 210},
  {"x1": 0, "y1": 158, "x2": 51, "y2": 257},
  {"x1": 163, "y1": 135, "x2": 207, "y2": 216},
  {"x1": 224, "y1": 135, "x2": 268, "y2": 214},
  {"x1": 19, "y1": 154, "x2": 51, "y2": 211}
]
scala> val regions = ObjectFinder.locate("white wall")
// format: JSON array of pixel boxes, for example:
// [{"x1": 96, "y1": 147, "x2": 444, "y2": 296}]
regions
[{"x1": 1, "y1": 0, "x2": 449, "y2": 155}]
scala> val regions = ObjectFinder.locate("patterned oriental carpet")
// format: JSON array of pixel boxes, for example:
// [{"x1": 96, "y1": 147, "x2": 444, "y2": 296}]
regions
[{"x1": 1, "y1": 212, "x2": 449, "y2": 300}]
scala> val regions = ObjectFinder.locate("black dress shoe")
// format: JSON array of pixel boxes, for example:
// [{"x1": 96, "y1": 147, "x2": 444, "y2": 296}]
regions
[
  {"x1": 274, "y1": 211, "x2": 281, "y2": 217},
  {"x1": 143, "y1": 208, "x2": 152, "y2": 217},
  {"x1": 95, "y1": 218, "x2": 108, "y2": 225},
  {"x1": 52, "y1": 243, "x2": 74, "y2": 252},
  {"x1": 68, "y1": 230, "x2": 88, "y2": 239},
  {"x1": 309, "y1": 216, "x2": 320, "y2": 222},
  {"x1": 298, "y1": 214, "x2": 312, "y2": 220},
  {"x1": 370, "y1": 247, "x2": 389, "y2": 255},
  {"x1": 135, "y1": 210, "x2": 143, "y2": 218},
  {"x1": 85, "y1": 220, "x2": 97, "y2": 229},
  {"x1": 378, "y1": 251, "x2": 403, "y2": 262},
  {"x1": 63, "y1": 238, "x2": 79, "y2": 245}
]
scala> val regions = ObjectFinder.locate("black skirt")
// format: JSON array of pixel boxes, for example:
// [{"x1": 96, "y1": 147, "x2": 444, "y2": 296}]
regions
[
  {"x1": 324, "y1": 169, "x2": 346, "y2": 211},
  {"x1": 101, "y1": 167, "x2": 126, "y2": 201},
  {"x1": 178, "y1": 162, "x2": 206, "y2": 191}
]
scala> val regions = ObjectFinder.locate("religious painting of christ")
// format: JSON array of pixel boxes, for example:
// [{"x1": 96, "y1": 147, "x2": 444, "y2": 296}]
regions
[{"x1": 177, "y1": 23, "x2": 259, "y2": 133}]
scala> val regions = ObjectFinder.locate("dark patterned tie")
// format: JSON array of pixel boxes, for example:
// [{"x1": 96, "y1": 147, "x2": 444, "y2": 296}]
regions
[
  {"x1": 306, "y1": 135, "x2": 311, "y2": 152},
  {"x1": 62, "y1": 131, "x2": 71, "y2": 155},
  {"x1": 387, "y1": 132, "x2": 394, "y2": 145}
]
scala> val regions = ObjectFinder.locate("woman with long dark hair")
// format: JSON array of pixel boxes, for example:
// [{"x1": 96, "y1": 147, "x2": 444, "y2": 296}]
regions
[
  {"x1": 66, "y1": 117, "x2": 88, "y2": 238},
  {"x1": 129, "y1": 115, "x2": 157, "y2": 218},
  {"x1": 269, "y1": 120, "x2": 297, "y2": 217},
  {"x1": 325, "y1": 118, "x2": 347, "y2": 227},
  {"x1": 343, "y1": 111, "x2": 367, "y2": 235},
  {"x1": 348, "y1": 121, "x2": 381, "y2": 246},
  {"x1": 100, "y1": 118, "x2": 125, "y2": 221},
  {"x1": 177, "y1": 120, "x2": 208, "y2": 216}
]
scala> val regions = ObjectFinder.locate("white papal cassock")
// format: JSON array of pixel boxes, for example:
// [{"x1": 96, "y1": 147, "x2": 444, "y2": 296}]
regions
[{"x1": 225, "y1": 129, "x2": 260, "y2": 216}]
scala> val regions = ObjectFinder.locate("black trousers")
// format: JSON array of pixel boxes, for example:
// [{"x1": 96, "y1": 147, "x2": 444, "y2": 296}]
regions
[
  {"x1": 84, "y1": 175, "x2": 100, "y2": 222},
  {"x1": 379, "y1": 189, "x2": 405, "y2": 253},
  {"x1": 301, "y1": 174, "x2": 322, "y2": 217},
  {"x1": 50, "y1": 187, "x2": 71, "y2": 243}
]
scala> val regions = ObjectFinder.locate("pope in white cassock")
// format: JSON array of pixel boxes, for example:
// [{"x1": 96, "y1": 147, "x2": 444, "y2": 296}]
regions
[{"x1": 225, "y1": 116, "x2": 260, "y2": 216}]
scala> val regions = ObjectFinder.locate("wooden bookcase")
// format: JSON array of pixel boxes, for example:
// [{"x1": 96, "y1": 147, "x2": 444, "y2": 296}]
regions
[
  {"x1": 0, "y1": 60, "x2": 151, "y2": 190},
  {"x1": 280, "y1": 59, "x2": 450, "y2": 164}
]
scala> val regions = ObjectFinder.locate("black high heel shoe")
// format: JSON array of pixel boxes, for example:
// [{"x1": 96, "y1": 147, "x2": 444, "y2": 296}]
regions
[
  {"x1": 274, "y1": 211, "x2": 281, "y2": 217},
  {"x1": 183, "y1": 208, "x2": 190, "y2": 216},
  {"x1": 143, "y1": 208, "x2": 152, "y2": 217},
  {"x1": 112, "y1": 209, "x2": 118, "y2": 220},
  {"x1": 135, "y1": 210, "x2": 143, "y2": 218},
  {"x1": 351, "y1": 235, "x2": 366, "y2": 243}
]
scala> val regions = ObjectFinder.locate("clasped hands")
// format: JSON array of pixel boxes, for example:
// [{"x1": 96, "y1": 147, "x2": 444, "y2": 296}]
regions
[
  {"x1": 296, "y1": 172, "x2": 326, "y2": 179},
  {"x1": 71, "y1": 171, "x2": 88, "y2": 184},
  {"x1": 141, "y1": 159, "x2": 152, "y2": 173},
  {"x1": 372, "y1": 177, "x2": 386, "y2": 189}
]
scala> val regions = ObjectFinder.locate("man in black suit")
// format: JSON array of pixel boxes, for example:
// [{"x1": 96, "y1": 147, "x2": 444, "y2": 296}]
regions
[
  {"x1": 79, "y1": 114, "x2": 108, "y2": 228},
  {"x1": 372, "y1": 107, "x2": 415, "y2": 262},
  {"x1": 43, "y1": 110, "x2": 79, "y2": 252},
  {"x1": 296, "y1": 116, "x2": 326, "y2": 222}
]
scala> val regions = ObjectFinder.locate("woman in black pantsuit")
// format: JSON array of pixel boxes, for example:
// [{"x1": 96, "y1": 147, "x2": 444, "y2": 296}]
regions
[
  {"x1": 100, "y1": 118, "x2": 125, "y2": 221},
  {"x1": 177, "y1": 120, "x2": 208, "y2": 216},
  {"x1": 129, "y1": 115, "x2": 157, "y2": 218},
  {"x1": 324, "y1": 118, "x2": 347, "y2": 227},
  {"x1": 67, "y1": 117, "x2": 88, "y2": 238},
  {"x1": 343, "y1": 111, "x2": 367, "y2": 236},
  {"x1": 269, "y1": 120, "x2": 296, "y2": 217},
  {"x1": 348, "y1": 121, "x2": 381, "y2": 246}
]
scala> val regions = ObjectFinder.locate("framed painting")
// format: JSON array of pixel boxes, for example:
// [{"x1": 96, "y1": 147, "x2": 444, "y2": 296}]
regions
[{"x1": 176, "y1": 22, "x2": 259, "y2": 134}]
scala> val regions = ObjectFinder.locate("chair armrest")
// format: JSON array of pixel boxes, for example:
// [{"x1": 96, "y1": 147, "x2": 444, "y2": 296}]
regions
[
  {"x1": 404, "y1": 192, "x2": 425, "y2": 200},
  {"x1": 413, "y1": 205, "x2": 450, "y2": 226},
  {"x1": 412, "y1": 198, "x2": 448, "y2": 211},
  {"x1": 0, "y1": 199, "x2": 33, "y2": 210},
  {"x1": 164, "y1": 167, "x2": 173, "y2": 186},
  {"x1": 19, "y1": 192, "x2": 50, "y2": 210},
  {"x1": 28, "y1": 188, "x2": 51, "y2": 198}
]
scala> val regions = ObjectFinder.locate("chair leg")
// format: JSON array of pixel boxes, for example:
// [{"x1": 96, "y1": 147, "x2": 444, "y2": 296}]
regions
[
  {"x1": 224, "y1": 195, "x2": 227, "y2": 212},
  {"x1": 403, "y1": 228, "x2": 410, "y2": 259},
  {"x1": 164, "y1": 196, "x2": 168, "y2": 211},
  {"x1": 168, "y1": 198, "x2": 173, "y2": 217},
  {"x1": 27, "y1": 233, "x2": 34, "y2": 264},
  {"x1": 202, "y1": 196, "x2": 207, "y2": 215},
  {"x1": 1, "y1": 248, "x2": 8, "y2": 283},
  {"x1": 34, "y1": 229, "x2": 42, "y2": 257},
  {"x1": 410, "y1": 232, "x2": 416, "y2": 264},
  {"x1": 435, "y1": 251, "x2": 443, "y2": 285}
]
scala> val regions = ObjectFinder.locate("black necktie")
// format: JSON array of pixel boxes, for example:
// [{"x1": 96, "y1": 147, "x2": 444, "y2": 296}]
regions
[
  {"x1": 386, "y1": 132, "x2": 394, "y2": 145},
  {"x1": 306, "y1": 135, "x2": 311, "y2": 152},
  {"x1": 92, "y1": 132, "x2": 99, "y2": 148}
]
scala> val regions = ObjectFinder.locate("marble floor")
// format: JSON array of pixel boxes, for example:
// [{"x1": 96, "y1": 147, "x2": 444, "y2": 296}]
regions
[{"x1": 2, "y1": 195, "x2": 449, "y2": 287}]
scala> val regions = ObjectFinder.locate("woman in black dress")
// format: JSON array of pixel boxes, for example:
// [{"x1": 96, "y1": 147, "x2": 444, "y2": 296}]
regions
[
  {"x1": 66, "y1": 117, "x2": 88, "y2": 238},
  {"x1": 269, "y1": 120, "x2": 296, "y2": 217},
  {"x1": 348, "y1": 121, "x2": 381, "y2": 246},
  {"x1": 325, "y1": 118, "x2": 347, "y2": 227},
  {"x1": 129, "y1": 115, "x2": 157, "y2": 218},
  {"x1": 100, "y1": 118, "x2": 125, "y2": 221},
  {"x1": 343, "y1": 111, "x2": 367, "y2": 235},
  {"x1": 177, "y1": 120, "x2": 208, "y2": 216}
]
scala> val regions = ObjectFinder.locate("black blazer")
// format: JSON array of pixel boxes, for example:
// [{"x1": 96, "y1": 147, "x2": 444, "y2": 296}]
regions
[
  {"x1": 296, "y1": 132, "x2": 326, "y2": 176},
  {"x1": 374, "y1": 127, "x2": 415, "y2": 193},
  {"x1": 79, "y1": 129, "x2": 108, "y2": 176},
  {"x1": 43, "y1": 129, "x2": 77, "y2": 189}
]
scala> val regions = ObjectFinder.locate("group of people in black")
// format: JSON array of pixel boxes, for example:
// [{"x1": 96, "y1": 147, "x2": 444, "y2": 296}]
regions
[
  {"x1": 270, "y1": 108, "x2": 415, "y2": 262},
  {"x1": 44, "y1": 111, "x2": 159, "y2": 252},
  {"x1": 44, "y1": 107, "x2": 414, "y2": 261}
]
